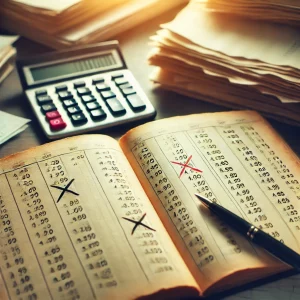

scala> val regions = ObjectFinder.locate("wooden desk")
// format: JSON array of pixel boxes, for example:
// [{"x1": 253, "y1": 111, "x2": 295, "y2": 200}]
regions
[{"x1": 1, "y1": 7, "x2": 300, "y2": 300}]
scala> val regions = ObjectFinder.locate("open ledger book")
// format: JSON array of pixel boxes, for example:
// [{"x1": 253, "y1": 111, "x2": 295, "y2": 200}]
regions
[{"x1": 0, "y1": 110, "x2": 299, "y2": 299}]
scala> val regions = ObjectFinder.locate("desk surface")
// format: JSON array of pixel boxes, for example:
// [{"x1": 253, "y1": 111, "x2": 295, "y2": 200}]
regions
[{"x1": 1, "y1": 7, "x2": 300, "y2": 300}]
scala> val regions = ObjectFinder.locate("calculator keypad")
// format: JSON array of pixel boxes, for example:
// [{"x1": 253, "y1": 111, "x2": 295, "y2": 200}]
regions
[{"x1": 27, "y1": 70, "x2": 155, "y2": 139}]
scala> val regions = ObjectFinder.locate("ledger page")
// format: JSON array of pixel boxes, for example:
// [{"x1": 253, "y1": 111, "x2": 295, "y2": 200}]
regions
[
  {"x1": 0, "y1": 135, "x2": 197, "y2": 300},
  {"x1": 120, "y1": 110, "x2": 300, "y2": 293}
]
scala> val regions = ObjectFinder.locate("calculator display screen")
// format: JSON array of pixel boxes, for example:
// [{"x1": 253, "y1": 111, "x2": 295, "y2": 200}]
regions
[{"x1": 30, "y1": 53, "x2": 117, "y2": 82}]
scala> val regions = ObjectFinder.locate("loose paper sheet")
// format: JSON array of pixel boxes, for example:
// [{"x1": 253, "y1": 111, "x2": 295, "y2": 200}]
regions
[
  {"x1": 0, "y1": 111, "x2": 30, "y2": 145},
  {"x1": 0, "y1": 35, "x2": 19, "y2": 50}
]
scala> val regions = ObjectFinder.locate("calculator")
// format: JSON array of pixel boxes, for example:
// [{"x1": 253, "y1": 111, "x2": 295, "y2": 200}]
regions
[{"x1": 17, "y1": 41, "x2": 156, "y2": 139}]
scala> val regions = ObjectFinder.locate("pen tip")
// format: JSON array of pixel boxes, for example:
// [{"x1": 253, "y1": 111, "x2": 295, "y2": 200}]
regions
[{"x1": 195, "y1": 194, "x2": 212, "y2": 207}]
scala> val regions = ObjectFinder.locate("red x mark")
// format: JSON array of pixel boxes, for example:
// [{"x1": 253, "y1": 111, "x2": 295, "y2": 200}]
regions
[{"x1": 171, "y1": 155, "x2": 202, "y2": 178}]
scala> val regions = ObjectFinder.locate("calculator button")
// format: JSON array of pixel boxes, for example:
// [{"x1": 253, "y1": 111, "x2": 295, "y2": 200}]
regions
[
  {"x1": 86, "y1": 101, "x2": 101, "y2": 111},
  {"x1": 114, "y1": 77, "x2": 128, "y2": 86},
  {"x1": 101, "y1": 90, "x2": 116, "y2": 99},
  {"x1": 37, "y1": 95, "x2": 53, "y2": 105},
  {"x1": 106, "y1": 98, "x2": 126, "y2": 115},
  {"x1": 77, "y1": 87, "x2": 91, "y2": 96},
  {"x1": 121, "y1": 88, "x2": 136, "y2": 96},
  {"x1": 92, "y1": 77, "x2": 105, "y2": 85},
  {"x1": 90, "y1": 108, "x2": 107, "y2": 121},
  {"x1": 111, "y1": 73, "x2": 124, "y2": 80},
  {"x1": 46, "y1": 110, "x2": 61, "y2": 121},
  {"x1": 81, "y1": 95, "x2": 96, "y2": 103},
  {"x1": 63, "y1": 99, "x2": 77, "y2": 107},
  {"x1": 58, "y1": 91, "x2": 73, "y2": 100},
  {"x1": 74, "y1": 81, "x2": 86, "y2": 88},
  {"x1": 70, "y1": 113, "x2": 87, "y2": 125},
  {"x1": 41, "y1": 103, "x2": 57, "y2": 114},
  {"x1": 55, "y1": 85, "x2": 68, "y2": 92},
  {"x1": 67, "y1": 105, "x2": 82, "y2": 115},
  {"x1": 35, "y1": 89, "x2": 47, "y2": 96},
  {"x1": 96, "y1": 83, "x2": 110, "y2": 92},
  {"x1": 119, "y1": 83, "x2": 132, "y2": 90},
  {"x1": 49, "y1": 118, "x2": 67, "y2": 131},
  {"x1": 126, "y1": 94, "x2": 146, "y2": 111}
]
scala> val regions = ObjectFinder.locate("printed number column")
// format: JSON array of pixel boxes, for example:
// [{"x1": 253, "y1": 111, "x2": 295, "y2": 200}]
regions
[
  {"x1": 0, "y1": 173, "x2": 50, "y2": 300},
  {"x1": 86, "y1": 149, "x2": 174, "y2": 278},
  {"x1": 133, "y1": 140, "x2": 216, "y2": 270},
  {"x1": 6, "y1": 164, "x2": 94, "y2": 299},
  {"x1": 39, "y1": 153, "x2": 118, "y2": 297}
]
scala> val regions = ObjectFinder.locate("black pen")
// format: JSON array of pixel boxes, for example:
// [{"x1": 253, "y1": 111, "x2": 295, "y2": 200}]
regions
[{"x1": 195, "y1": 193, "x2": 300, "y2": 270}]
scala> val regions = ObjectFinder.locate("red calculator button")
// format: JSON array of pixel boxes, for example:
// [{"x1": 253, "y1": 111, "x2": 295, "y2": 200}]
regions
[
  {"x1": 49, "y1": 118, "x2": 67, "y2": 131},
  {"x1": 46, "y1": 110, "x2": 61, "y2": 121}
]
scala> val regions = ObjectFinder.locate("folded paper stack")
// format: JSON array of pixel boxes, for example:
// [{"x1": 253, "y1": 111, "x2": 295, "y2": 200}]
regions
[
  {"x1": 0, "y1": 0, "x2": 188, "y2": 49},
  {"x1": 148, "y1": 0, "x2": 300, "y2": 125},
  {"x1": 197, "y1": 0, "x2": 300, "y2": 27},
  {"x1": 0, "y1": 35, "x2": 18, "y2": 84}
]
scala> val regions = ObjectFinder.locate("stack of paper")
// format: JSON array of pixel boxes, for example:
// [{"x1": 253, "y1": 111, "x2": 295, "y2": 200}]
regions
[
  {"x1": 197, "y1": 0, "x2": 300, "y2": 27},
  {"x1": 0, "y1": 111, "x2": 30, "y2": 145},
  {"x1": 0, "y1": 35, "x2": 18, "y2": 84},
  {"x1": 0, "y1": 0, "x2": 188, "y2": 49},
  {"x1": 148, "y1": 0, "x2": 300, "y2": 126}
]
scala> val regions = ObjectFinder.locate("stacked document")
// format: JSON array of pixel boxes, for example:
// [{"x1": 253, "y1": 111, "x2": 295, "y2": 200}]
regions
[
  {"x1": 0, "y1": 111, "x2": 30, "y2": 145},
  {"x1": 197, "y1": 0, "x2": 300, "y2": 27},
  {"x1": 148, "y1": 0, "x2": 300, "y2": 126},
  {"x1": 0, "y1": 0, "x2": 188, "y2": 49},
  {"x1": 0, "y1": 35, "x2": 18, "y2": 84}
]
